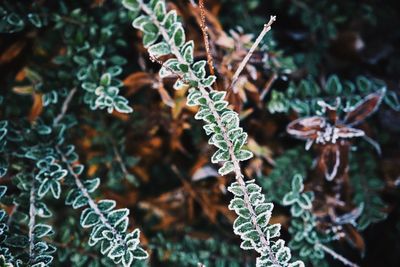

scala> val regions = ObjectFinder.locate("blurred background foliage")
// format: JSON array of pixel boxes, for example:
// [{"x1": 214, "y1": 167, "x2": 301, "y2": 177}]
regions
[{"x1": 0, "y1": 0, "x2": 399, "y2": 266}]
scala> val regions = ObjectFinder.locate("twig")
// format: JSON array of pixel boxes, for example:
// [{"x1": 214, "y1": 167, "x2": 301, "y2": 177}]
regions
[
  {"x1": 229, "y1": 16, "x2": 276, "y2": 90},
  {"x1": 199, "y1": 0, "x2": 215, "y2": 76},
  {"x1": 110, "y1": 139, "x2": 133, "y2": 183},
  {"x1": 53, "y1": 88, "x2": 77, "y2": 125},
  {"x1": 260, "y1": 72, "x2": 277, "y2": 100},
  {"x1": 28, "y1": 180, "x2": 36, "y2": 263},
  {"x1": 318, "y1": 243, "x2": 360, "y2": 267}
]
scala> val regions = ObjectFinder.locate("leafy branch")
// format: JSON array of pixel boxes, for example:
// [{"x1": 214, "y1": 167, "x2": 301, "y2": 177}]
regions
[{"x1": 123, "y1": 0, "x2": 303, "y2": 266}]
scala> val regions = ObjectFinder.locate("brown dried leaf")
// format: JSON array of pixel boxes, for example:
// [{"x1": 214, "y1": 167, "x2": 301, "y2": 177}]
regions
[{"x1": 0, "y1": 41, "x2": 26, "y2": 64}]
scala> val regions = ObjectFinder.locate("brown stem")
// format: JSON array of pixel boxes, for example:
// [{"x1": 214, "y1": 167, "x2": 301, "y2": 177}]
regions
[
  {"x1": 229, "y1": 16, "x2": 276, "y2": 91},
  {"x1": 198, "y1": 0, "x2": 216, "y2": 77}
]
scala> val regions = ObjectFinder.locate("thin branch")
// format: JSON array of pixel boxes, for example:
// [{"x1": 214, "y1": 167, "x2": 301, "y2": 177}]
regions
[
  {"x1": 260, "y1": 72, "x2": 277, "y2": 100},
  {"x1": 229, "y1": 16, "x2": 276, "y2": 90},
  {"x1": 111, "y1": 139, "x2": 131, "y2": 180},
  {"x1": 198, "y1": 0, "x2": 215, "y2": 76},
  {"x1": 318, "y1": 243, "x2": 360, "y2": 267},
  {"x1": 53, "y1": 88, "x2": 77, "y2": 125},
  {"x1": 28, "y1": 180, "x2": 36, "y2": 263}
]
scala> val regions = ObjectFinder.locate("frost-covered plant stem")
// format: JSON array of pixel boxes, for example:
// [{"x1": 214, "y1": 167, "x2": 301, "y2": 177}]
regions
[
  {"x1": 125, "y1": 1, "x2": 302, "y2": 266},
  {"x1": 199, "y1": 87, "x2": 279, "y2": 264},
  {"x1": 57, "y1": 147, "x2": 124, "y2": 244},
  {"x1": 230, "y1": 16, "x2": 276, "y2": 89},
  {"x1": 318, "y1": 244, "x2": 359, "y2": 267},
  {"x1": 28, "y1": 180, "x2": 37, "y2": 263},
  {"x1": 53, "y1": 88, "x2": 77, "y2": 125},
  {"x1": 137, "y1": 3, "x2": 277, "y2": 261}
]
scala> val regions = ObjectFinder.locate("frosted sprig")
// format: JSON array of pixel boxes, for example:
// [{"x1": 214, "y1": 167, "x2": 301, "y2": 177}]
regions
[
  {"x1": 57, "y1": 145, "x2": 148, "y2": 266},
  {"x1": 122, "y1": 0, "x2": 303, "y2": 265}
]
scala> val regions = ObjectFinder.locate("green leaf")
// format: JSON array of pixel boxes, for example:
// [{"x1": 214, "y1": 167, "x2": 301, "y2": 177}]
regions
[
  {"x1": 132, "y1": 15, "x2": 151, "y2": 30},
  {"x1": 154, "y1": 1, "x2": 166, "y2": 21},
  {"x1": 0, "y1": 186, "x2": 7, "y2": 198},
  {"x1": 162, "y1": 10, "x2": 177, "y2": 29},
  {"x1": 33, "y1": 224, "x2": 53, "y2": 238},
  {"x1": 38, "y1": 179, "x2": 50, "y2": 198},
  {"x1": 143, "y1": 32, "x2": 159, "y2": 48},
  {"x1": 326, "y1": 75, "x2": 342, "y2": 94},
  {"x1": 100, "y1": 73, "x2": 111, "y2": 86},
  {"x1": 36, "y1": 202, "x2": 52, "y2": 218},
  {"x1": 255, "y1": 203, "x2": 273, "y2": 215},
  {"x1": 234, "y1": 222, "x2": 253, "y2": 235},
  {"x1": 357, "y1": 76, "x2": 372, "y2": 92},
  {"x1": 115, "y1": 217, "x2": 129, "y2": 232},
  {"x1": 81, "y1": 209, "x2": 100, "y2": 228},
  {"x1": 50, "y1": 181, "x2": 61, "y2": 199},
  {"x1": 384, "y1": 90, "x2": 400, "y2": 111},
  {"x1": 265, "y1": 224, "x2": 281, "y2": 240},
  {"x1": 243, "y1": 230, "x2": 260, "y2": 243},
  {"x1": 181, "y1": 41, "x2": 194, "y2": 63},
  {"x1": 98, "y1": 200, "x2": 116, "y2": 212},
  {"x1": 115, "y1": 97, "x2": 133, "y2": 113},
  {"x1": 256, "y1": 211, "x2": 271, "y2": 227},
  {"x1": 148, "y1": 42, "x2": 171, "y2": 57},
  {"x1": 218, "y1": 161, "x2": 235, "y2": 176},
  {"x1": 84, "y1": 178, "x2": 100, "y2": 193},
  {"x1": 297, "y1": 193, "x2": 312, "y2": 209},
  {"x1": 276, "y1": 247, "x2": 291, "y2": 263},
  {"x1": 122, "y1": 0, "x2": 140, "y2": 11},
  {"x1": 107, "y1": 209, "x2": 129, "y2": 226},
  {"x1": 202, "y1": 76, "x2": 216, "y2": 87},
  {"x1": 28, "y1": 13, "x2": 42, "y2": 28},
  {"x1": 122, "y1": 251, "x2": 134, "y2": 267},
  {"x1": 240, "y1": 240, "x2": 254, "y2": 250},
  {"x1": 73, "y1": 164, "x2": 84, "y2": 175},
  {"x1": 51, "y1": 169, "x2": 67, "y2": 180},
  {"x1": 290, "y1": 203, "x2": 304, "y2": 217},
  {"x1": 210, "y1": 91, "x2": 226, "y2": 101},
  {"x1": 101, "y1": 239, "x2": 113, "y2": 255},
  {"x1": 131, "y1": 247, "x2": 149, "y2": 260},
  {"x1": 211, "y1": 148, "x2": 230, "y2": 163},
  {"x1": 291, "y1": 174, "x2": 304, "y2": 193},
  {"x1": 235, "y1": 149, "x2": 253, "y2": 161},
  {"x1": 228, "y1": 197, "x2": 246, "y2": 210},
  {"x1": 192, "y1": 60, "x2": 207, "y2": 79},
  {"x1": 142, "y1": 22, "x2": 158, "y2": 34},
  {"x1": 288, "y1": 261, "x2": 305, "y2": 267},
  {"x1": 227, "y1": 184, "x2": 243, "y2": 196},
  {"x1": 109, "y1": 244, "x2": 125, "y2": 259},
  {"x1": 172, "y1": 26, "x2": 185, "y2": 47},
  {"x1": 73, "y1": 195, "x2": 89, "y2": 209},
  {"x1": 282, "y1": 192, "x2": 298, "y2": 206}
]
